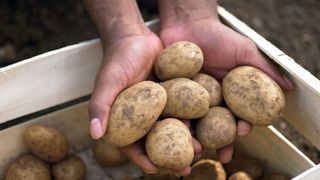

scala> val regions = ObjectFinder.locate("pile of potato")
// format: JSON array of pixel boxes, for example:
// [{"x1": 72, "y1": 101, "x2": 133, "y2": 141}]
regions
[{"x1": 5, "y1": 125, "x2": 86, "y2": 180}]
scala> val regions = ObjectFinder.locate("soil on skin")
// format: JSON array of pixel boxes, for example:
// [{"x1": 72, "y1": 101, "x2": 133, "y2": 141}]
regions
[{"x1": 0, "y1": 0, "x2": 319, "y2": 163}]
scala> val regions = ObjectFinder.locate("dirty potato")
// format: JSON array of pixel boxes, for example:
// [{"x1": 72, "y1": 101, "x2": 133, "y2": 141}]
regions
[
  {"x1": 196, "y1": 107, "x2": 236, "y2": 150},
  {"x1": 222, "y1": 66, "x2": 285, "y2": 126},
  {"x1": 192, "y1": 73, "x2": 222, "y2": 107},
  {"x1": 161, "y1": 78, "x2": 210, "y2": 119},
  {"x1": 103, "y1": 81, "x2": 167, "y2": 147},
  {"x1": 23, "y1": 125, "x2": 69, "y2": 163},
  {"x1": 51, "y1": 155, "x2": 86, "y2": 180},
  {"x1": 185, "y1": 159, "x2": 226, "y2": 180},
  {"x1": 5, "y1": 154, "x2": 50, "y2": 180},
  {"x1": 155, "y1": 41, "x2": 204, "y2": 81},
  {"x1": 146, "y1": 118, "x2": 194, "y2": 169}
]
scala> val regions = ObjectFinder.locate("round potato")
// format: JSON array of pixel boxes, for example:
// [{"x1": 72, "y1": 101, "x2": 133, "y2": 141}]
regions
[
  {"x1": 228, "y1": 171, "x2": 252, "y2": 180},
  {"x1": 222, "y1": 66, "x2": 285, "y2": 126},
  {"x1": 192, "y1": 73, "x2": 222, "y2": 107},
  {"x1": 23, "y1": 125, "x2": 69, "y2": 163},
  {"x1": 5, "y1": 154, "x2": 50, "y2": 180},
  {"x1": 161, "y1": 78, "x2": 210, "y2": 119},
  {"x1": 146, "y1": 118, "x2": 194, "y2": 169},
  {"x1": 103, "y1": 81, "x2": 167, "y2": 147},
  {"x1": 92, "y1": 139, "x2": 127, "y2": 167},
  {"x1": 185, "y1": 159, "x2": 226, "y2": 180},
  {"x1": 154, "y1": 41, "x2": 204, "y2": 81},
  {"x1": 51, "y1": 155, "x2": 86, "y2": 180},
  {"x1": 196, "y1": 107, "x2": 236, "y2": 150}
]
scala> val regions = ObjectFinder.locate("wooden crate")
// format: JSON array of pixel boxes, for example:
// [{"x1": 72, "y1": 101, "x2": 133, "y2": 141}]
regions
[{"x1": 0, "y1": 7, "x2": 319, "y2": 179}]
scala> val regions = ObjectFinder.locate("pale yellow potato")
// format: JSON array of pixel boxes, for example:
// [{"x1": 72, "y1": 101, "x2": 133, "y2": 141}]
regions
[
  {"x1": 196, "y1": 107, "x2": 236, "y2": 150},
  {"x1": 146, "y1": 118, "x2": 194, "y2": 169},
  {"x1": 103, "y1": 81, "x2": 167, "y2": 147},
  {"x1": 92, "y1": 139, "x2": 127, "y2": 167},
  {"x1": 155, "y1": 41, "x2": 204, "y2": 81},
  {"x1": 193, "y1": 73, "x2": 222, "y2": 107},
  {"x1": 185, "y1": 159, "x2": 226, "y2": 180},
  {"x1": 23, "y1": 125, "x2": 69, "y2": 163},
  {"x1": 222, "y1": 66, "x2": 285, "y2": 126},
  {"x1": 5, "y1": 154, "x2": 50, "y2": 180},
  {"x1": 51, "y1": 155, "x2": 86, "y2": 180},
  {"x1": 161, "y1": 78, "x2": 210, "y2": 119},
  {"x1": 228, "y1": 171, "x2": 252, "y2": 180}
]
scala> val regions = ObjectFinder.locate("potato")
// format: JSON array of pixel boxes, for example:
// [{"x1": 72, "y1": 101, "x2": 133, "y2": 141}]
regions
[
  {"x1": 161, "y1": 78, "x2": 210, "y2": 119},
  {"x1": 144, "y1": 167, "x2": 180, "y2": 180},
  {"x1": 261, "y1": 174, "x2": 290, "y2": 180},
  {"x1": 196, "y1": 107, "x2": 236, "y2": 150},
  {"x1": 51, "y1": 155, "x2": 86, "y2": 180},
  {"x1": 5, "y1": 154, "x2": 50, "y2": 180},
  {"x1": 185, "y1": 159, "x2": 226, "y2": 180},
  {"x1": 192, "y1": 73, "x2": 222, "y2": 107},
  {"x1": 23, "y1": 125, "x2": 69, "y2": 163},
  {"x1": 103, "y1": 81, "x2": 167, "y2": 147},
  {"x1": 146, "y1": 118, "x2": 194, "y2": 169},
  {"x1": 92, "y1": 139, "x2": 127, "y2": 167},
  {"x1": 222, "y1": 66, "x2": 285, "y2": 126},
  {"x1": 154, "y1": 41, "x2": 204, "y2": 81},
  {"x1": 228, "y1": 171, "x2": 252, "y2": 180}
]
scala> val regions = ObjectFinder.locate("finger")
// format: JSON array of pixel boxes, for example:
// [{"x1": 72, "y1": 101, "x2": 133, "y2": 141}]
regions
[
  {"x1": 121, "y1": 143, "x2": 158, "y2": 174},
  {"x1": 203, "y1": 67, "x2": 229, "y2": 80},
  {"x1": 237, "y1": 120, "x2": 252, "y2": 137},
  {"x1": 181, "y1": 119, "x2": 191, "y2": 129},
  {"x1": 192, "y1": 137, "x2": 202, "y2": 155},
  {"x1": 173, "y1": 166, "x2": 192, "y2": 177},
  {"x1": 217, "y1": 144, "x2": 234, "y2": 164}
]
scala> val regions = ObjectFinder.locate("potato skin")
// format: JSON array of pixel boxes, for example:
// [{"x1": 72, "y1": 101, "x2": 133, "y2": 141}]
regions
[
  {"x1": 5, "y1": 154, "x2": 50, "y2": 180},
  {"x1": 193, "y1": 73, "x2": 222, "y2": 107},
  {"x1": 222, "y1": 66, "x2": 285, "y2": 126},
  {"x1": 103, "y1": 81, "x2": 167, "y2": 147},
  {"x1": 185, "y1": 159, "x2": 226, "y2": 180},
  {"x1": 23, "y1": 125, "x2": 69, "y2": 163},
  {"x1": 146, "y1": 118, "x2": 194, "y2": 169},
  {"x1": 51, "y1": 155, "x2": 86, "y2": 180},
  {"x1": 228, "y1": 172, "x2": 252, "y2": 180},
  {"x1": 161, "y1": 78, "x2": 210, "y2": 119},
  {"x1": 155, "y1": 41, "x2": 204, "y2": 81},
  {"x1": 196, "y1": 107, "x2": 236, "y2": 150},
  {"x1": 92, "y1": 139, "x2": 127, "y2": 167}
]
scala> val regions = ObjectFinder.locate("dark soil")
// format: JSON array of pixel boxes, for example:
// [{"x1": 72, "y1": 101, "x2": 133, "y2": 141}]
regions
[{"x1": 0, "y1": 0, "x2": 319, "y2": 163}]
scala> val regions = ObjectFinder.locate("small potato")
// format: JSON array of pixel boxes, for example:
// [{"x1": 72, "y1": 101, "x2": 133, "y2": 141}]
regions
[
  {"x1": 222, "y1": 66, "x2": 285, "y2": 126},
  {"x1": 5, "y1": 154, "x2": 50, "y2": 180},
  {"x1": 103, "y1": 81, "x2": 167, "y2": 147},
  {"x1": 192, "y1": 73, "x2": 222, "y2": 107},
  {"x1": 185, "y1": 159, "x2": 226, "y2": 180},
  {"x1": 228, "y1": 171, "x2": 252, "y2": 180},
  {"x1": 155, "y1": 41, "x2": 204, "y2": 81},
  {"x1": 92, "y1": 139, "x2": 127, "y2": 167},
  {"x1": 146, "y1": 118, "x2": 194, "y2": 169},
  {"x1": 23, "y1": 125, "x2": 69, "y2": 163},
  {"x1": 51, "y1": 155, "x2": 86, "y2": 180},
  {"x1": 261, "y1": 174, "x2": 290, "y2": 180},
  {"x1": 196, "y1": 107, "x2": 236, "y2": 150},
  {"x1": 161, "y1": 78, "x2": 210, "y2": 119}
]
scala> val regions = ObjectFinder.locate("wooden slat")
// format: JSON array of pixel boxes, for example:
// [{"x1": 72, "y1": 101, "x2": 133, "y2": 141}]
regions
[
  {"x1": 218, "y1": 6, "x2": 320, "y2": 150},
  {"x1": 0, "y1": 102, "x2": 91, "y2": 178},
  {"x1": 293, "y1": 164, "x2": 320, "y2": 180}
]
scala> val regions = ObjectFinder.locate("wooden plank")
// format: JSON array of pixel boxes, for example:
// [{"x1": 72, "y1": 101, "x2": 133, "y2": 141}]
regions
[
  {"x1": 293, "y1": 164, "x2": 320, "y2": 180},
  {"x1": 218, "y1": 6, "x2": 320, "y2": 150},
  {"x1": 0, "y1": 102, "x2": 91, "y2": 178}
]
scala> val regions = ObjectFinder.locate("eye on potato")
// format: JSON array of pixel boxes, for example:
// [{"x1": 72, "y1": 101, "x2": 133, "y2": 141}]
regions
[
  {"x1": 184, "y1": 159, "x2": 226, "y2": 180},
  {"x1": 5, "y1": 154, "x2": 50, "y2": 180},
  {"x1": 155, "y1": 41, "x2": 204, "y2": 81},
  {"x1": 51, "y1": 155, "x2": 86, "y2": 180},
  {"x1": 161, "y1": 78, "x2": 210, "y2": 119},
  {"x1": 23, "y1": 125, "x2": 69, "y2": 163},
  {"x1": 222, "y1": 66, "x2": 285, "y2": 126},
  {"x1": 146, "y1": 118, "x2": 194, "y2": 169},
  {"x1": 103, "y1": 81, "x2": 167, "y2": 147}
]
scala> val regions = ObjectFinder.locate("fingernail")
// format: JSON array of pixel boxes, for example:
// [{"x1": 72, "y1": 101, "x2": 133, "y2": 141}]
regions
[
  {"x1": 90, "y1": 118, "x2": 103, "y2": 139},
  {"x1": 237, "y1": 130, "x2": 250, "y2": 137},
  {"x1": 220, "y1": 155, "x2": 232, "y2": 164},
  {"x1": 144, "y1": 168, "x2": 158, "y2": 174}
]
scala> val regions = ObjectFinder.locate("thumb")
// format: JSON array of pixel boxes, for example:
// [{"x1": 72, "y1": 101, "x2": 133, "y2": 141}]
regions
[{"x1": 88, "y1": 65, "x2": 128, "y2": 139}]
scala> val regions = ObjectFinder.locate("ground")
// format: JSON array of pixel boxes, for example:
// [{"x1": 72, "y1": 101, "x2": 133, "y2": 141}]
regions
[{"x1": 0, "y1": 0, "x2": 319, "y2": 163}]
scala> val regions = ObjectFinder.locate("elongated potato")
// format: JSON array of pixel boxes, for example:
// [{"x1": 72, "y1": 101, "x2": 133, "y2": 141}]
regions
[
  {"x1": 222, "y1": 66, "x2": 285, "y2": 126},
  {"x1": 155, "y1": 41, "x2": 204, "y2": 81},
  {"x1": 146, "y1": 118, "x2": 194, "y2": 169},
  {"x1": 193, "y1": 73, "x2": 222, "y2": 107},
  {"x1": 196, "y1": 107, "x2": 236, "y2": 150},
  {"x1": 161, "y1": 78, "x2": 210, "y2": 119},
  {"x1": 185, "y1": 159, "x2": 226, "y2": 180},
  {"x1": 103, "y1": 81, "x2": 167, "y2": 147}
]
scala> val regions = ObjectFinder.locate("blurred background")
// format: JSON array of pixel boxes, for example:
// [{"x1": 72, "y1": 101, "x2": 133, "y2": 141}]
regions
[{"x1": 0, "y1": 0, "x2": 319, "y2": 163}]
